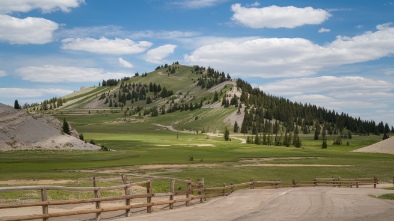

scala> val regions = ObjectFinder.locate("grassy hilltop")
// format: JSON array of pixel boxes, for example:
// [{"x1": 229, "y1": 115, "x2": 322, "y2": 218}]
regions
[{"x1": 1, "y1": 63, "x2": 393, "y2": 191}]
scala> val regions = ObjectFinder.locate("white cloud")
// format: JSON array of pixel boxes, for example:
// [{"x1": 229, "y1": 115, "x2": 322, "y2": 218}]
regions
[
  {"x1": 57, "y1": 25, "x2": 124, "y2": 38},
  {"x1": 0, "y1": 0, "x2": 84, "y2": 14},
  {"x1": 0, "y1": 70, "x2": 6, "y2": 77},
  {"x1": 61, "y1": 37, "x2": 153, "y2": 55},
  {"x1": 377, "y1": 22, "x2": 393, "y2": 31},
  {"x1": 0, "y1": 15, "x2": 58, "y2": 44},
  {"x1": 118, "y1": 58, "x2": 133, "y2": 68},
  {"x1": 172, "y1": 0, "x2": 227, "y2": 8},
  {"x1": 16, "y1": 65, "x2": 131, "y2": 83},
  {"x1": 130, "y1": 30, "x2": 200, "y2": 39},
  {"x1": 145, "y1": 44, "x2": 177, "y2": 64},
  {"x1": 247, "y1": 2, "x2": 260, "y2": 7},
  {"x1": 260, "y1": 76, "x2": 393, "y2": 110},
  {"x1": 184, "y1": 24, "x2": 394, "y2": 78},
  {"x1": 0, "y1": 88, "x2": 73, "y2": 99},
  {"x1": 318, "y1": 28, "x2": 330, "y2": 33},
  {"x1": 355, "y1": 25, "x2": 364, "y2": 29},
  {"x1": 231, "y1": 4, "x2": 331, "y2": 29}
]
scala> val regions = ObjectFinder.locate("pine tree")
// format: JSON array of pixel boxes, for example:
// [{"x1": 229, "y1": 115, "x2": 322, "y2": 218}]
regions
[
  {"x1": 62, "y1": 118, "x2": 70, "y2": 135},
  {"x1": 224, "y1": 127, "x2": 230, "y2": 141},
  {"x1": 14, "y1": 100, "x2": 21, "y2": 109},
  {"x1": 234, "y1": 121, "x2": 239, "y2": 133},
  {"x1": 322, "y1": 127, "x2": 327, "y2": 149}
]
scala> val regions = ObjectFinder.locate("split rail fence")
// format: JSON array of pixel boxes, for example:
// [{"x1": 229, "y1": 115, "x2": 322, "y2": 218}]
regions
[{"x1": 0, "y1": 175, "x2": 381, "y2": 221}]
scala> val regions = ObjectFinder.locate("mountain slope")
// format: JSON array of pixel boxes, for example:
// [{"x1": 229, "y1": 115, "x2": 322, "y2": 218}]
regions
[{"x1": 0, "y1": 103, "x2": 100, "y2": 151}]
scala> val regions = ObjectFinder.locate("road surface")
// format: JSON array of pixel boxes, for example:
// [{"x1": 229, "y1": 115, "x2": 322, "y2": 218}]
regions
[{"x1": 116, "y1": 187, "x2": 394, "y2": 221}]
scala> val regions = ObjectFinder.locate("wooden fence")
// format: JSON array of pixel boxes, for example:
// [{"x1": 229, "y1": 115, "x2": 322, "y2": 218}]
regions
[
  {"x1": 0, "y1": 175, "x2": 281, "y2": 221},
  {"x1": 292, "y1": 177, "x2": 379, "y2": 188},
  {"x1": 0, "y1": 176, "x2": 381, "y2": 221}
]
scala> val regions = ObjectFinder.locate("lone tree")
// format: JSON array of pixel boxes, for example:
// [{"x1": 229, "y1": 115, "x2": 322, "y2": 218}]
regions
[
  {"x1": 14, "y1": 100, "x2": 21, "y2": 109},
  {"x1": 62, "y1": 118, "x2": 70, "y2": 135},
  {"x1": 322, "y1": 127, "x2": 327, "y2": 149},
  {"x1": 224, "y1": 127, "x2": 230, "y2": 141}
]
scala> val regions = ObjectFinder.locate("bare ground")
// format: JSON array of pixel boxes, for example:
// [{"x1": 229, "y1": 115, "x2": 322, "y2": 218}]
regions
[
  {"x1": 0, "y1": 103, "x2": 100, "y2": 151},
  {"x1": 114, "y1": 187, "x2": 394, "y2": 221},
  {"x1": 353, "y1": 136, "x2": 394, "y2": 154}
]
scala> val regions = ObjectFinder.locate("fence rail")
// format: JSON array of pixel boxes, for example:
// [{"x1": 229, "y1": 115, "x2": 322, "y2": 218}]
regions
[
  {"x1": 0, "y1": 176, "x2": 380, "y2": 221},
  {"x1": 292, "y1": 177, "x2": 379, "y2": 188}
]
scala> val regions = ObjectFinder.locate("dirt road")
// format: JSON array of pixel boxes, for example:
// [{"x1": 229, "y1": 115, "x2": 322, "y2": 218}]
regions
[{"x1": 117, "y1": 187, "x2": 394, "y2": 221}]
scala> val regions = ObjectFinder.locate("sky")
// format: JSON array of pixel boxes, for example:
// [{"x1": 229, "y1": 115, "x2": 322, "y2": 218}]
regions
[{"x1": 0, "y1": 0, "x2": 394, "y2": 127}]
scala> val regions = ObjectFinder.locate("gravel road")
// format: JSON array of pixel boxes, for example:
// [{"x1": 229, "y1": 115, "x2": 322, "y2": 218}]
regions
[{"x1": 117, "y1": 187, "x2": 394, "y2": 221}]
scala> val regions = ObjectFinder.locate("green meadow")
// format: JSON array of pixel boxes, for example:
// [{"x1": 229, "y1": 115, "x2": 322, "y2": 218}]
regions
[{"x1": 1, "y1": 109, "x2": 392, "y2": 191}]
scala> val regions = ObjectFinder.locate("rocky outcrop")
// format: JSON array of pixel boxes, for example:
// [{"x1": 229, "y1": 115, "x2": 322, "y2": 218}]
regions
[{"x1": 0, "y1": 103, "x2": 100, "y2": 151}]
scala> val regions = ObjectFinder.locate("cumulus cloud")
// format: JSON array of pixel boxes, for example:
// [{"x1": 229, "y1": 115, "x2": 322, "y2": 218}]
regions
[
  {"x1": 61, "y1": 37, "x2": 152, "y2": 55},
  {"x1": 0, "y1": 88, "x2": 73, "y2": 99},
  {"x1": 185, "y1": 24, "x2": 394, "y2": 78},
  {"x1": 118, "y1": 58, "x2": 133, "y2": 68},
  {"x1": 145, "y1": 44, "x2": 177, "y2": 64},
  {"x1": 318, "y1": 28, "x2": 330, "y2": 33},
  {"x1": 0, "y1": 70, "x2": 6, "y2": 77},
  {"x1": 0, "y1": 15, "x2": 58, "y2": 44},
  {"x1": 16, "y1": 65, "x2": 131, "y2": 83},
  {"x1": 231, "y1": 4, "x2": 331, "y2": 28},
  {"x1": 130, "y1": 30, "x2": 200, "y2": 39},
  {"x1": 260, "y1": 76, "x2": 394, "y2": 110},
  {"x1": 0, "y1": 0, "x2": 84, "y2": 14},
  {"x1": 57, "y1": 25, "x2": 124, "y2": 39},
  {"x1": 172, "y1": 0, "x2": 228, "y2": 8}
]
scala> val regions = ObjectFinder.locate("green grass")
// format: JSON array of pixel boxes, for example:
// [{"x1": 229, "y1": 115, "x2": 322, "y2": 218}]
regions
[{"x1": 378, "y1": 194, "x2": 394, "y2": 200}]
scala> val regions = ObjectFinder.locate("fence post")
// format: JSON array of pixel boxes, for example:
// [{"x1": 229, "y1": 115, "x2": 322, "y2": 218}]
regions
[
  {"x1": 202, "y1": 178, "x2": 206, "y2": 202},
  {"x1": 147, "y1": 180, "x2": 152, "y2": 213},
  {"x1": 374, "y1": 176, "x2": 378, "y2": 188},
  {"x1": 198, "y1": 179, "x2": 203, "y2": 203},
  {"x1": 186, "y1": 178, "x2": 191, "y2": 207},
  {"x1": 170, "y1": 179, "x2": 175, "y2": 209},
  {"x1": 292, "y1": 179, "x2": 296, "y2": 188},
  {"x1": 313, "y1": 177, "x2": 317, "y2": 186},
  {"x1": 92, "y1": 177, "x2": 101, "y2": 221},
  {"x1": 124, "y1": 184, "x2": 131, "y2": 217},
  {"x1": 41, "y1": 187, "x2": 48, "y2": 221},
  {"x1": 250, "y1": 178, "x2": 254, "y2": 189},
  {"x1": 355, "y1": 178, "x2": 358, "y2": 188},
  {"x1": 222, "y1": 183, "x2": 226, "y2": 196},
  {"x1": 94, "y1": 188, "x2": 101, "y2": 221},
  {"x1": 230, "y1": 183, "x2": 234, "y2": 193}
]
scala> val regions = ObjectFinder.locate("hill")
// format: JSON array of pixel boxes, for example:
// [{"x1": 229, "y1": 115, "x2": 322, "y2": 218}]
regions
[
  {"x1": 0, "y1": 103, "x2": 99, "y2": 151},
  {"x1": 21, "y1": 63, "x2": 392, "y2": 152}
]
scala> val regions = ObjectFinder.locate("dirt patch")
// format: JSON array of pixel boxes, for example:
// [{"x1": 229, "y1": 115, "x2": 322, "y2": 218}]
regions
[
  {"x1": 237, "y1": 164, "x2": 351, "y2": 167},
  {"x1": 138, "y1": 164, "x2": 219, "y2": 170},
  {"x1": 239, "y1": 157, "x2": 320, "y2": 163},
  {"x1": 353, "y1": 136, "x2": 394, "y2": 154},
  {"x1": 0, "y1": 179, "x2": 72, "y2": 185},
  {"x1": 175, "y1": 144, "x2": 215, "y2": 147}
]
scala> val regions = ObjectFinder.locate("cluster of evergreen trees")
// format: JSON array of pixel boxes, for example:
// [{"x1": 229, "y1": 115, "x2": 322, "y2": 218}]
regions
[
  {"x1": 21, "y1": 97, "x2": 65, "y2": 111},
  {"x1": 99, "y1": 80, "x2": 174, "y2": 108},
  {"x1": 193, "y1": 66, "x2": 231, "y2": 89},
  {"x1": 236, "y1": 79, "x2": 392, "y2": 137}
]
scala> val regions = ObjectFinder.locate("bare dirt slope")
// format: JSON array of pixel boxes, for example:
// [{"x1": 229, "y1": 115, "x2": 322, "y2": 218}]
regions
[
  {"x1": 353, "y1": 136, "x2": 394, "y2": 154},
  {"x1": 116, "y1": 187, "x2": 394, "y2": 221},
  {"x1": 0, "y1": 103, "x2": 99, "y2": 151}
]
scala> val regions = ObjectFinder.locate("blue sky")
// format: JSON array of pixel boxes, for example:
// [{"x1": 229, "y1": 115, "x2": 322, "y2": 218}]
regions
[{"x1": 1, "y1": 0, "x2": 394, "y2": 127}]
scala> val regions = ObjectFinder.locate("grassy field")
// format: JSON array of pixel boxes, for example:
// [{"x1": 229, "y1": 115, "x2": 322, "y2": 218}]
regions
[
  {"x1": 1, "y1": 109, "x2": 392, "y2": 189},
  {"x1": 1, "y1": 110, "x2": 393, "y2": 202}
]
